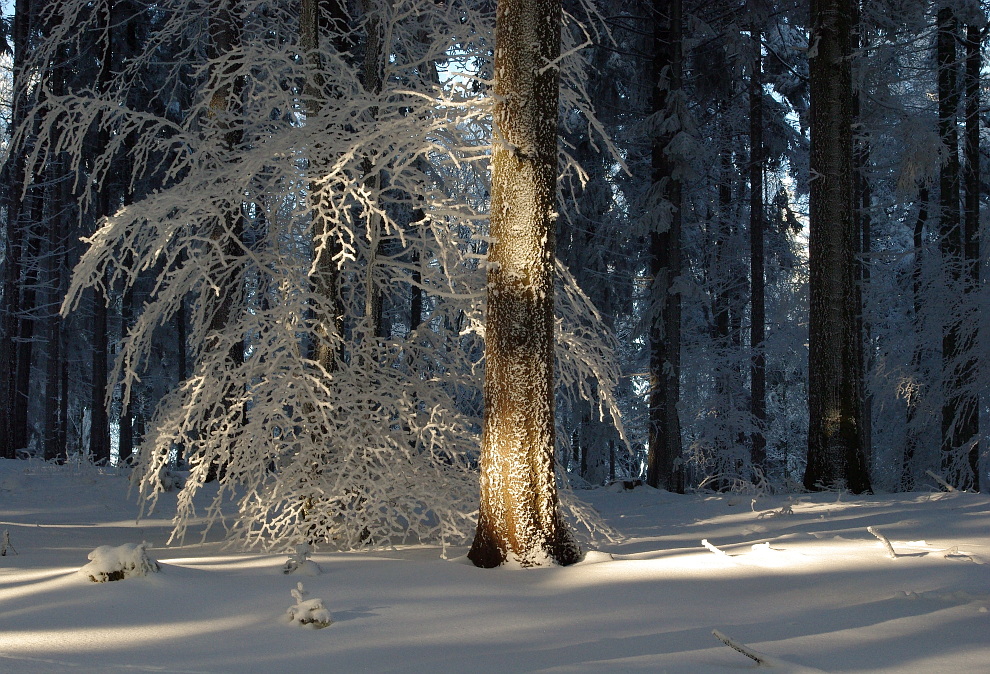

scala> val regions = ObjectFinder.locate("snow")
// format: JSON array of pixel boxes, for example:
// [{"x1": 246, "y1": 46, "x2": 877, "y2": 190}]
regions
[
  {"x1": 1, "y1": 459, "x2": 988, "y2": 672},
  {"x1": 78, "y1": 543, "x2": 159, "y2": 582}
]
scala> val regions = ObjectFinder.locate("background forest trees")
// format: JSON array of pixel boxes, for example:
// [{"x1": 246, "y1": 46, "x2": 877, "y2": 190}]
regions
[{"x1": 0, "y1": 0, "x2": 986, "y2": 552}]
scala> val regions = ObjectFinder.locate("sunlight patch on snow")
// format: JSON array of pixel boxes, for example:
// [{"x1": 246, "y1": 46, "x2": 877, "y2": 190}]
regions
[
  {"x1": 0, "y1": 615, "x2": 259, "y2": 655},
  {"x1": 0, "y1": 568, "x2": 78, "y2": 602},
  {"x1": 161, "y1": 555, "x2": 286, "y2": 572}
]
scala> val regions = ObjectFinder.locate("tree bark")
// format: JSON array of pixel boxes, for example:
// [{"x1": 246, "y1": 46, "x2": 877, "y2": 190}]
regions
[
  {"x1": 960, "y1": 22, "x2": 981, "y2": 491},
  {"x1": 903, "y1": 187, "x2": 929, "y2": 490},
  {"x1": 468, "y1": 0, "x2": 578, "y2": 568},
  {"x1": 937, "y1": 6, "x2": 977, "y2": 490},
  {"x1": 749, "y1": 27, "x2": 766, "y2": 476},
  {"x1": 301, "y1": 0, "x2": 349, "y2": 373},
  {"x1": 646, "y1": 0, "x2": 683, "y2": 493},
  {"x1": 804, "y1": 0, "x2": 871, "y2": 493},
  {"x1": 0, "y1": 0, "x2": 33, "y2": 459},
  {"x1": 852, "y1": 0, "x2": 872, "y2": 472}
]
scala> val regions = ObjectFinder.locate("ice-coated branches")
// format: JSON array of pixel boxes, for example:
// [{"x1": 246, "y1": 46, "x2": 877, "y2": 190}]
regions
[{"x1": 26, "y1": 0, "x2": 623, "y2": 552}]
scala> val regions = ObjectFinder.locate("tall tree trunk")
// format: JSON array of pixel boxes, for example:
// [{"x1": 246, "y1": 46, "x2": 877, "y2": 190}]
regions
[
  {"x1": 749, "y1": 27, "x2": 766, "y2": 476},
  {"x1": 360, "y1": 0, "x2": 386, "y2": 339},
  {"x1": 961, "y1": 22, "x2": 981, "y2": 491},
  {"x1": 197, "y1": 0, "x2": 246, "y2": 482},
  {"x1": 13, "y1": 208, "x2": 39, "y2": 455},
  {"x1": 903, "y1": 187, "x2": 929, "y2": 490},
  {"x1": 804, "y1": 0, "x2": 871, "y2": 493},
  {"x1": 302, "y1": 0, "x2": 350, "y2": 372},
  {"x1": 10, "y1": 0, "x2": 44, "y2": 457},
  {"x1": 0, "y1": 0, "x2": 33, "y2": 460},
  {"x1": 42, "y1": 155, "x2": 69, "y2": 463},
  {"x1": 712, "y1": 116, "x2": 732, "y2": 471},
  {"x1": 852, "y1": 0, "x2": 873, "y2": 471},
  {"x1": 645, "y1": 0, "x2": 683, "y2": 493},
  {"x1": 89, "y1": 0, "x2": 120, "y2": 465},
  {"x1": 468, "y1": 0, "x2": 578, "y2": 568},
  {"x1": 937, "y1": 6, "x2": 975, "y2": 489}
]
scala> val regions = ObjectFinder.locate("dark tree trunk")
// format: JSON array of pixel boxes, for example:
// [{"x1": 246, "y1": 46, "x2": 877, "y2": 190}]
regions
[
  {"x1": 749, "y1": 27, "x2": 766, "y2": 476},
  {"x1": 410, "y1": 248, "x2": 423, "y2": 333},
  {"x1": 903, "y1": 187, "x2": 929, "y2": 490},
  {"x1": 468, "y1": 0, "x2": 578, "y2": 568},
  {"x1": 804, "y1": 0, "x2": 871, "y2": 493},
  {"x1": 0, "y1": 0, "x2": 33, "y2": 460},
  {"x1": 937, "y1": 6, "x2": 976, "y2": 490},
  {"x1": 711, "y1": 117, "x2": 733, "y2": 472},
  {"x1": 645, "y1": 0, "x2": 684, "y2": 493},
  {"x1": 89, "y1": 0, "x2": 121, "y2": 465},
  {"x1": 960, "y1": 22, "x2": 981, "y2": 491},
  {"x1": 852, "y1": 0, "x2": 873, "y2": 471},
  {"x1": 302, "y1": 0, "x2": 350, "y2": 373},
  {"x1": 14, "y1": 205, "x2": 41, "y2": 455},
  {"x1": 42, "y1": 156, "x2": 69, "y2": 463},
  {"x1": 90, "y1": 289, "x2": 110, "y2": 463}
]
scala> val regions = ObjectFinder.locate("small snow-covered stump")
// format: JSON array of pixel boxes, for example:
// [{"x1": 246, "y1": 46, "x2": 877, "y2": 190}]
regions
[
  {"x1": 286, "y1": 582, "x2": 332, "y2": 628},
  {"x1": 80, "y1": 542, "x2": 160, "y2": 582},
  {"x1": 283, "y1": 543, "x2": 323, "y2": 575}
]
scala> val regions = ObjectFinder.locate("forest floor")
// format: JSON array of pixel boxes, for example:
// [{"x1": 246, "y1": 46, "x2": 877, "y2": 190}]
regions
[{"x1": 0, "y1": 458, "x2": 988, "y2": 673}]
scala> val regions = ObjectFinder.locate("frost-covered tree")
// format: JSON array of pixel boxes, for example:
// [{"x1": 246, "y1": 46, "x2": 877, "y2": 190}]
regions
[
  {"x1": 15, "y1": 0, "x2": 622, "y2": 552},
  {"x1": 28, "y1": 0, "x2": 497, "y2": 549}
]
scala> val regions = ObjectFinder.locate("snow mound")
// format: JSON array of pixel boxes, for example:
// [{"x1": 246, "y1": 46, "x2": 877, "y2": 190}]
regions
[{"x1": 79, "y1": 542, "x2": 160, "y2": 582}]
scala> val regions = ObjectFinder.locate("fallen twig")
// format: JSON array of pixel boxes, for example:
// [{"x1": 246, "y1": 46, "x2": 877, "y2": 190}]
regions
[
  {"x1": 712, "y1": 629, "x2": 827, "y2": 672},
  {"x1": 712, "y1": 629, "x2": 771, "y2": 666},
  {"x1": 868, "y1": 526, "x2": 897, "y2": 559},
  {"x1": 702, "y1": 539, "x2": 729, "y2": 556}
]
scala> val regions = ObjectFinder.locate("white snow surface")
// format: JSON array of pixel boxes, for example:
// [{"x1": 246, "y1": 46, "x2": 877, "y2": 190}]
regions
[{"x1": 0, "y1": 459, "x2": 988, "y2": 672}]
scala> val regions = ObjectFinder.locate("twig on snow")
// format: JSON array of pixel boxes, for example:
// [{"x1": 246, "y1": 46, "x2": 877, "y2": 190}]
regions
[
  {"x1": 712, "y1": 630, "x2": 827, "y2": 672},
  {"x1": 867, "y1": 526, "x2": 897, "y2": 559},
  {"x1": 702, "y1": 539, "x2": 729, "y2": 556},
  {"x1": 712, "y1": 629, "x2": 772, "y2": 666}
]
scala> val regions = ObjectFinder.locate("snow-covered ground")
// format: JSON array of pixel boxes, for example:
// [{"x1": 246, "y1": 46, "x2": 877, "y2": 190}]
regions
[{"x1": 1, "y1": 459, "x2": 987, "y2": 673}]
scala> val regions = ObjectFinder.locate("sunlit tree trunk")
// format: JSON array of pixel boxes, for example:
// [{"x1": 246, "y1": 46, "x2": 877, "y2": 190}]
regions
[
  {"x1": 468, "y1": 0, "x2": 579, "y2": 568},
  {"x1": 804, "y1": 0, "x2": 871, "y2": 493}
]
